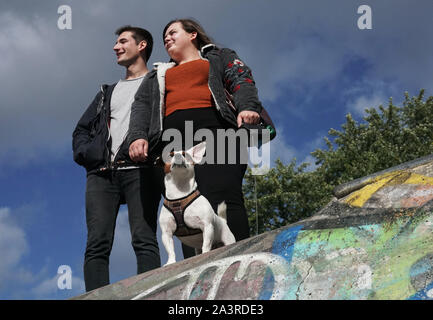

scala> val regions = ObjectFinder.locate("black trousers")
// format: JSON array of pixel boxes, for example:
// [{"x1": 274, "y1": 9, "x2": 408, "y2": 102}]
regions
[
  {"x1": 177, "y1": 163, "x2": 250, "y2": 259},
  {"x1": 162, "y1": 107, "x2": 251, "y2": 259},
  {"x1": 83, "y1": 167, "x2": 162, "y2": 292}
]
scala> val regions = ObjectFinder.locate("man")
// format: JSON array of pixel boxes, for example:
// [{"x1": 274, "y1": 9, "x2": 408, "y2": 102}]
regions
[{"x1": 72, "y1": 26, "x2": 162, "y2": 292}]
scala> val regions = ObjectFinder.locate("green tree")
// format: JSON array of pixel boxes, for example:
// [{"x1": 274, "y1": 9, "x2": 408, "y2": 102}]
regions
[
  {"x1": 243, "y1": 160, "x2": 331, "y2": 235},
  {"x1": 244, "y1": 90, "x2": 433, "y2": 235}
]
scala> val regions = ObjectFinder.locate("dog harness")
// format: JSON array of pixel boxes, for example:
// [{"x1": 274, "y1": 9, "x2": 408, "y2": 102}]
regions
[{"x1": 163, "y1": 189, "x2": 203, "y2": 237}]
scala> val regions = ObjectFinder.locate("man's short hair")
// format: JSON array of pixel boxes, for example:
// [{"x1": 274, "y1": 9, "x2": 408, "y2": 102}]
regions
[{"x1": 115, "y1": 25, "x2": 153, "y2": 63}]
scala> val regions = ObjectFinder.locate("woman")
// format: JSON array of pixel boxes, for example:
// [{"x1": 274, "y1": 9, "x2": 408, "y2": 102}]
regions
[{"x1": 128, "y1": 19, "x2": 264, "y2": 258}]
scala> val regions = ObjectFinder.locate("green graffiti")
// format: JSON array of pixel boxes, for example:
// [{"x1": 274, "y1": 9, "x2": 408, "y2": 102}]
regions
[{"x1": 280, "y1": 208, "x2": 433, "y2": 299}]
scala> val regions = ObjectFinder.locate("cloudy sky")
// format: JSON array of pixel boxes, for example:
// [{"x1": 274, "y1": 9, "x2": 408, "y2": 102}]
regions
[{"x1": 0, "y1": 0, "x2": 432, "y2": 299}]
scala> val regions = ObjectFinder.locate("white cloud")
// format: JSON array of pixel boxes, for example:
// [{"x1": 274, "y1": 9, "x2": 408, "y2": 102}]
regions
[
  {"x1": 0, "y1": 207, "x2": 29, "y2": 285},
  {"x1": 0, "y1": 11, "x2": 71, "y2": 165},
  {"x1": 346, "y1": 93, "x2": 388, "y2": 116},
  {"x1": 253, "y1": 126, "x2": 328, "y2": 170},
  {"x1": 300, "y1": 154, "x2": 319, "y2": 172},
  {"x1": 30, "y1": 273, "x2": 85, "y2": 299},
  {"x1": 298, "y1": 133, "x2": 329, "y2": 171},
  {"x1": 0, "y1": 12, "x2": 46, "y2": 74},
  {"x1": 0, "y1": 205, "x2": 85, "y2": 299},
  {"x1": 268, "y1": 126, "x2": 297, "y2": 165}
]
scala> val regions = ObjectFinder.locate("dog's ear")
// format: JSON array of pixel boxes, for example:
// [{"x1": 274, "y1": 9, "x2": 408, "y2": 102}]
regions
[{"x1": 186, "y1": 142, "x2": 206, "y2": 164}]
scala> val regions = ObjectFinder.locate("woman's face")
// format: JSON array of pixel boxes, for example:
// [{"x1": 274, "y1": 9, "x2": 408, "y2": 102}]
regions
[{"x1": 164, "y1": 22, "x2": 197, "y2": 58}]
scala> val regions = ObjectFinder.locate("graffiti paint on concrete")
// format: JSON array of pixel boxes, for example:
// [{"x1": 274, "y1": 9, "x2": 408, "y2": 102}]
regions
[
  {"x1": 74, "y1": 205, "x2": 433, "y2": 300},
  {"x1": 343, "y1": 170, "x2": 433, "y2": 208},
  {"x1": 407, "y1": 254, "x2": 433, "y2": 300},
  {"x1": 129, "y1": 207, "x2": 433, "y2": 300},
  {"x1": 274, "y1": 219, "x2": 433, "y2": 299},
  {"x1": 73, "y1": 156, "x2": 433, "y2": 301},
  {"x1": 132, "y1": 253, "x2": 291, "y2": 300}
]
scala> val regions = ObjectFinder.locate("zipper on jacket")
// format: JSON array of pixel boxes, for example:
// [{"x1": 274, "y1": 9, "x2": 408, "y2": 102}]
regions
[{"x1": 102, "y1": 85, "x2": 112, "y2": 171}]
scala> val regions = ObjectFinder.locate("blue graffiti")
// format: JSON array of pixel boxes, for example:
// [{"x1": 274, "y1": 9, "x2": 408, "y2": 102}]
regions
[
  {"x1": 407, "y1": 281, "x2": 433, "y2": 300},
  {"x1": 407, "y1": 253, "x2": 433, "y2": 300},
  {"x1": 256, "y1": 225, "x2": 303, "y2": 299},
  {"x1": 258, "y1": 268, "x2": 275, "y2": 300},
  {"x1": 271, "y1": 224, "x2": 304, "y2": 264}
]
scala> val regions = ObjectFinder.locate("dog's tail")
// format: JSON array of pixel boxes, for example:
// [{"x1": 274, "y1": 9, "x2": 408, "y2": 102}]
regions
[{"x1": 217, "y1": 201, "x2": 227, "y2": 221}]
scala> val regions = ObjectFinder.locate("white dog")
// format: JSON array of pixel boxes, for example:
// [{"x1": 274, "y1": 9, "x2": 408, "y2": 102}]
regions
[{"x1": 157, "y1": 142, "x2": 236, "y2": 266}]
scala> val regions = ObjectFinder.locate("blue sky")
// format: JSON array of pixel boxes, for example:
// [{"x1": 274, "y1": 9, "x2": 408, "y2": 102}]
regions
[{"x1": 1, "y1": 0, "x2": 432, "y2": 299}]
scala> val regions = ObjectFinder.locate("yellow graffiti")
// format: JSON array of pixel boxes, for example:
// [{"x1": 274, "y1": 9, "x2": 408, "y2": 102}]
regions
[{"x1": 344, "y1": 170, "x2": 433, "y2": 207}]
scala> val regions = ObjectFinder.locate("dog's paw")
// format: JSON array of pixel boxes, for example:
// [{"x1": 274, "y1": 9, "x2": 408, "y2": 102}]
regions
[{"x1": 163, "y1": 259, "x2": 176, "y2": 267}]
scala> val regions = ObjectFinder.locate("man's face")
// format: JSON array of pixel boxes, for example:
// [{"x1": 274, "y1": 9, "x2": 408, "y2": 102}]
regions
[{"x1": 113, "y1": 31, "x2": 143, "y2": 66}]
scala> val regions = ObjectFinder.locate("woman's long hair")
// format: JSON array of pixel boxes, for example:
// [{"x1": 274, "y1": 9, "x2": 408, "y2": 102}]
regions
[{"x1": 163, "y1": 18, "x2": 213, "y2": 50}]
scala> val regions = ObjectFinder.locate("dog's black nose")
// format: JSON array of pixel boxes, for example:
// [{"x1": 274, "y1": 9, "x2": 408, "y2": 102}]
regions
[{"x1": 173, "y1": 153, "x2": 184, "y2": 164}]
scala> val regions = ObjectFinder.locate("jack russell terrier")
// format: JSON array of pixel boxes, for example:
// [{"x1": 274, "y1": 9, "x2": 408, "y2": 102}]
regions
[{"x1": 156, "y1": 142, "x2": 236, "y2": 266}]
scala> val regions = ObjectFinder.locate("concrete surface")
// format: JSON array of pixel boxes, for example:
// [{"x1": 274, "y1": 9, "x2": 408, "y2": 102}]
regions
[{"x1": 72, "y1": 155, "x2": 433, "y2": 300}]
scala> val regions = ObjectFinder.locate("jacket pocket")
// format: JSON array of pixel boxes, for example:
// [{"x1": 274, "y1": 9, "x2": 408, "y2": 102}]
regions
[{"x1": 79, "y1": 132, "x2": 107, "y2": 171}]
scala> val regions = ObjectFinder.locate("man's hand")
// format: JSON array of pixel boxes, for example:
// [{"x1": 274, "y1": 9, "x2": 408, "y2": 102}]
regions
[
  {"x1": 237, "y1": 110, "x2": 260, "y2": 128},
  {"x1": 129, "y1": 139, "x2": 148, "y2": 162}
]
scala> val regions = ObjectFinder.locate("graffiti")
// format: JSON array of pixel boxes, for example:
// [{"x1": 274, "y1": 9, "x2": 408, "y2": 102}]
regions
[
  {"x1": 344, "y1": 170, "x2": 433, "y2": 208},
  {"x1": 269, "y1": 213, "x2": 433, "y2": 299},
  {"x1": 277, "y1": 226, "x2": 377, "y2": 299},
  {"x1": 75, "y1": 159, "x2": 433, "y2": 301},
  {"x1": 132, "y1": 253, "x2": 291, "y2": 300},
  {"x1": 408, "y1": 283, "x2": 433, "y2": 300},
  {"x1": 78, "y1": 205, "x2": 433, "y2": 300},
  {"x1": 129, "y1": 208, "x2": 433, "y2": 300},
  {"x1": 407, "y1": 254, "x2": 433, "y2": 300}
]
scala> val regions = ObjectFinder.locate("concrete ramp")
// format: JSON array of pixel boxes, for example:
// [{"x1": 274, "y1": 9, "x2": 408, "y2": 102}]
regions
[{"x1": 73, "y1": 155, "x2": 433, "y2": 300}]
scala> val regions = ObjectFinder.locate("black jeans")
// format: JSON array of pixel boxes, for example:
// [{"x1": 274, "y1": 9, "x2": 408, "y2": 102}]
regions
[
  {"x1": 83, "y1": 167, "x2": 163, "y2": 292},
  {"x1": 181, "y1": 163, "x2": 249, "y2": 259},
  {"x1": 163, "y1": 108, "x2": 250, "y2": 259}
]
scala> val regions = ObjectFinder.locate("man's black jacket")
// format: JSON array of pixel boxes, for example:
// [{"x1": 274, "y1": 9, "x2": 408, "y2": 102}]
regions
[{"x1": 72, "y1": 83, "x2": 144, "y2": 175}]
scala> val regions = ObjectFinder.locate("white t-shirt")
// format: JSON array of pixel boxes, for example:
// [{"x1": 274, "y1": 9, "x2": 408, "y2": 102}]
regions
[{"x1": 110, "y1": 75, "x2": 145, "y2": 162}]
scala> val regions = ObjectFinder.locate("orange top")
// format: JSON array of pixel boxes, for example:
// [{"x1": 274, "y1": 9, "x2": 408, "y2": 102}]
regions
[{"x1": 165, "y1": 59, "x2": 214, "y2": 117}]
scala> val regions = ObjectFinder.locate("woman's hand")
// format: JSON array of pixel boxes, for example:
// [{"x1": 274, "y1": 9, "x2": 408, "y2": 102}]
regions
[
  {"x1": 129, "y1": 139, "x2": 148, "y2": 162},
  {"x1": 237, "y1": 110, "x2": 260, "y2": 127}
]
